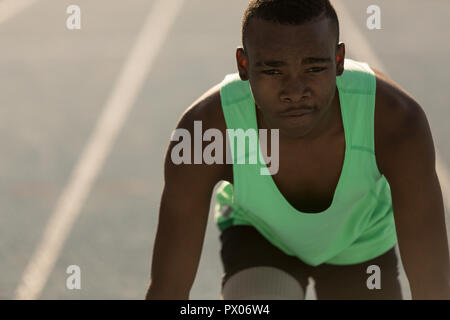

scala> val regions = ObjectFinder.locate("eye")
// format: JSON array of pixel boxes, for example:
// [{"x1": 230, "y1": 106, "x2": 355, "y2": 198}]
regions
[
  {"x1": 308, "y1": 67, "x2": 327, "y2": 73},
  {"x1": 261, "y1": 70, "x2": 281, "y2": 75}
]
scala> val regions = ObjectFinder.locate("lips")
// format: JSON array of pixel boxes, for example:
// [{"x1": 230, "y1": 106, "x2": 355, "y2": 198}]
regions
[{"x1": 278, "y1": 107, "x2": 314, "y2": 117}]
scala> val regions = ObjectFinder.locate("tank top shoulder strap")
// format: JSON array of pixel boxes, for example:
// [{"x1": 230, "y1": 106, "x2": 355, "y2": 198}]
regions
[
  {"x1": 219, "y1": 73, "x2": 255, "y2": 132},
  {"x1": 337, "y1": 59, "x2": 381, "y2": 180}
]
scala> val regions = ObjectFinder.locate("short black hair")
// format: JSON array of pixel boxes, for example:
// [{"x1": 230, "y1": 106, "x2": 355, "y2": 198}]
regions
[{"x1": 242, "y1": 0, "x2": 340, "y2": 52}]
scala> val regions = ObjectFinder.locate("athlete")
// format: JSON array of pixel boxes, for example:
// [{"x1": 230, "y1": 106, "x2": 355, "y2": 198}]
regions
[{"x1": 146, "y1": 0, "x2": 450, "y2": 300}]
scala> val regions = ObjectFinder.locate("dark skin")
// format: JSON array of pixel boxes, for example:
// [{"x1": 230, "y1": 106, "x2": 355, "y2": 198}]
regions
[
  {"x1": 146, "y1": 16, "x2": 450, "y2": 300},
  {"x1": 240, "y1": 16, "x2": 344, "y2": 144}
]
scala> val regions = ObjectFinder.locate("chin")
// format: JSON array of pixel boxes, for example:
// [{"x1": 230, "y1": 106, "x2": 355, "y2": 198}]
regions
[{"x1": 277, "y1": 124, "x2": 310, "y2": 139}]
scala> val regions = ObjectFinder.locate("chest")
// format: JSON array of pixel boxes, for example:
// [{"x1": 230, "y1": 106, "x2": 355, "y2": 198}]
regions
[{"x1": 224, "y1": 131, "x2": 346, "y2": 214}]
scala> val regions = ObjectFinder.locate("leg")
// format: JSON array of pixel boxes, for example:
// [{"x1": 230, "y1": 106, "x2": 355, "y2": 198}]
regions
[
  {"x1": 219, "y1": 225, "x2": 308, "y2": 300},
  {"x1": 221, "y1": 266, "x2": 305, "y2": 300},
  {"x1": 312, "y1": 246, "x2": 403, "y2": 300}
]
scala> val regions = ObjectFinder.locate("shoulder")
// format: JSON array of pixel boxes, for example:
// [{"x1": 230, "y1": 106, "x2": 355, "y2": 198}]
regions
[
  {"x1": 166, "y1": 79, "x2": 230, "y2": 183},
  {"x1": 373, "y1": 66, "x2": 425, "y2": 140},
  {"x1": 372, "y1": 67, "x2": 434, "y2": 177},
  {"x1": 177, "y1": 81, "x2": 226, "y2": 135}
]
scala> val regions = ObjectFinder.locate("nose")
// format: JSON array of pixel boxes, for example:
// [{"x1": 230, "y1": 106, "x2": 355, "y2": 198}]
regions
[{"x1": 279, "y1": 74, "x2": 310, "y2": 103}]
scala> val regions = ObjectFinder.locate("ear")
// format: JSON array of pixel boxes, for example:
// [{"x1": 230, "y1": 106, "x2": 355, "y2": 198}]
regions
[
  {"x1": 335, "y1": 42, "x2": 346, "y2": 76},
  {"x1": 236, "y1": 47, "x2": 249, "y2": 81}
]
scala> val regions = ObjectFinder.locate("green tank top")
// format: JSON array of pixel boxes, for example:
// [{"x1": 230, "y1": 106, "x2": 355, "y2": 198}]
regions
[{"x1": 213, "y1": 58, "x2": 398, "y2": 266}]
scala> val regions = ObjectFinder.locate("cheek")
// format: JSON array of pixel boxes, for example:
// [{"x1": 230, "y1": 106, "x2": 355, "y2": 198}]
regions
[
  {"x1": 249, "y1": 81, "x2": 274, "y2": 102},
  {"x1": 319, "y1": 85, "x2": 335, "y2": 103},
  {"x1": 314, "y1": 76, "x2": 337, "y2": 98},
  {"x1": 322, "y1": 85, "x2": 338, "y2": 108}
]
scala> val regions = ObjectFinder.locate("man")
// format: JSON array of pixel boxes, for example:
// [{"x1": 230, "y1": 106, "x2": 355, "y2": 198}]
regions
[{"x1": 146, "y1": 0, "x2": 450, "y2": 300}]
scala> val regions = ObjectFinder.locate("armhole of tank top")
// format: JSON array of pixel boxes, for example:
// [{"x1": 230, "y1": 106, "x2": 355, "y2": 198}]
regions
[
  {"x1": 367, "y1": 65, "x2": 383, "y2": 178},
  {"x1": 219, "y1": 81, "x2": 239, "y2": 195}
]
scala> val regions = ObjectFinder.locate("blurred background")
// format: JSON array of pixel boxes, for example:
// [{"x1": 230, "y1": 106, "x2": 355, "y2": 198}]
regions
[{"x1": 1, "y1": 0, "x2": 449, "y2": 299}]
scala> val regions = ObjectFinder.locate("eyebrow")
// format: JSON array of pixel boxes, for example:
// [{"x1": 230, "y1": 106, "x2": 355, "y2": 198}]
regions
[{"x1": 254, "y1": 57, "x2": 333, "y2": 67}]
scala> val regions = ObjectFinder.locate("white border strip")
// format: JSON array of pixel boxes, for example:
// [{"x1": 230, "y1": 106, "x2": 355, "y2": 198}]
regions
[{"x1": 14, "y1": 0, "x2": 186, "y2": 299}]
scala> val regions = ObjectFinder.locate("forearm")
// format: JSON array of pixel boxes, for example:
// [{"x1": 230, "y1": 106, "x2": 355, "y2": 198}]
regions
[
  {"x1": 410, "y1": 274, "x2": 450, "y2": 300},
  {"x1": 394, "y1": 180, "x2": 450, "y2": 300},
  {"x1": 146, "y1": 202, "x2": 206, "y2": 300},
  {"x1": 404, "y1": 248, "x2": 450, "y2": 300},
  {"x1": 145, "y1": 280, "x2": 190, "y2": 300},
  {"x1": 411, "y1": 286, "x2": 450, "y2": 300}
]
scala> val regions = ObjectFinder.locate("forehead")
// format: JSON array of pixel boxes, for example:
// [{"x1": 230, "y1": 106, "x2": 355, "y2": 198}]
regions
[{"x1": 246, "y1": 17, "x2": 334, "y2": 61}]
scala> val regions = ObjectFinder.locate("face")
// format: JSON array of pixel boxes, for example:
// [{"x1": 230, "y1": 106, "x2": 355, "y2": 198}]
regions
[{"x1": 237, "y1": 16, "x2": 345, "y2": 140}]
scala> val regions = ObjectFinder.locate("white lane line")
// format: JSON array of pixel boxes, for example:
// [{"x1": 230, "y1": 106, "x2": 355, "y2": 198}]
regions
[
  {"x1": 333, "y1": 0, "x2": 450, "y2": 213},
  {"x1": 14, "y1": 0, "x2": 186, "y2": 300},
  {"x1": 0, "y1": 0, "x2": 38, "y2": 25}
]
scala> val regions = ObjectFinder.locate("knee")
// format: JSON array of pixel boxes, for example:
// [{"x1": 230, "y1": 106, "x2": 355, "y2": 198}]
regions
[{"x1": 221, "y1": 266, "x2": 305, "y2": 300}]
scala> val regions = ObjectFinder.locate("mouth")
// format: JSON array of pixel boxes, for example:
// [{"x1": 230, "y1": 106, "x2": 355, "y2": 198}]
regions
[{"x1": 278, "y1": 107, "x2": 314, "y2": 118}]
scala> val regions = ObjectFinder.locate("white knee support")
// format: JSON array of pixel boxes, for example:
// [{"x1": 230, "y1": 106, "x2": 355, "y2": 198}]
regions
[{"x1": 221, "y1": 266, "x2": 305, "y2": 300}]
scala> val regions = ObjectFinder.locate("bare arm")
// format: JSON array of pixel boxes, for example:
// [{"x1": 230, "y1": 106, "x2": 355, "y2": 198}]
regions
[
  {"x1": 146, "y1": 97, "x2": 226, "y2": 300},
  {"x1": 379, "y1": 96, "x2": 450, "y2": 299}
]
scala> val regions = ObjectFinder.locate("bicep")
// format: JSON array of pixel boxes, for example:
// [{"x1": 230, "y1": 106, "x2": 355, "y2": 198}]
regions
[{"x1": 382, "y1": 99, "x2": 439, "y2": 229}]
